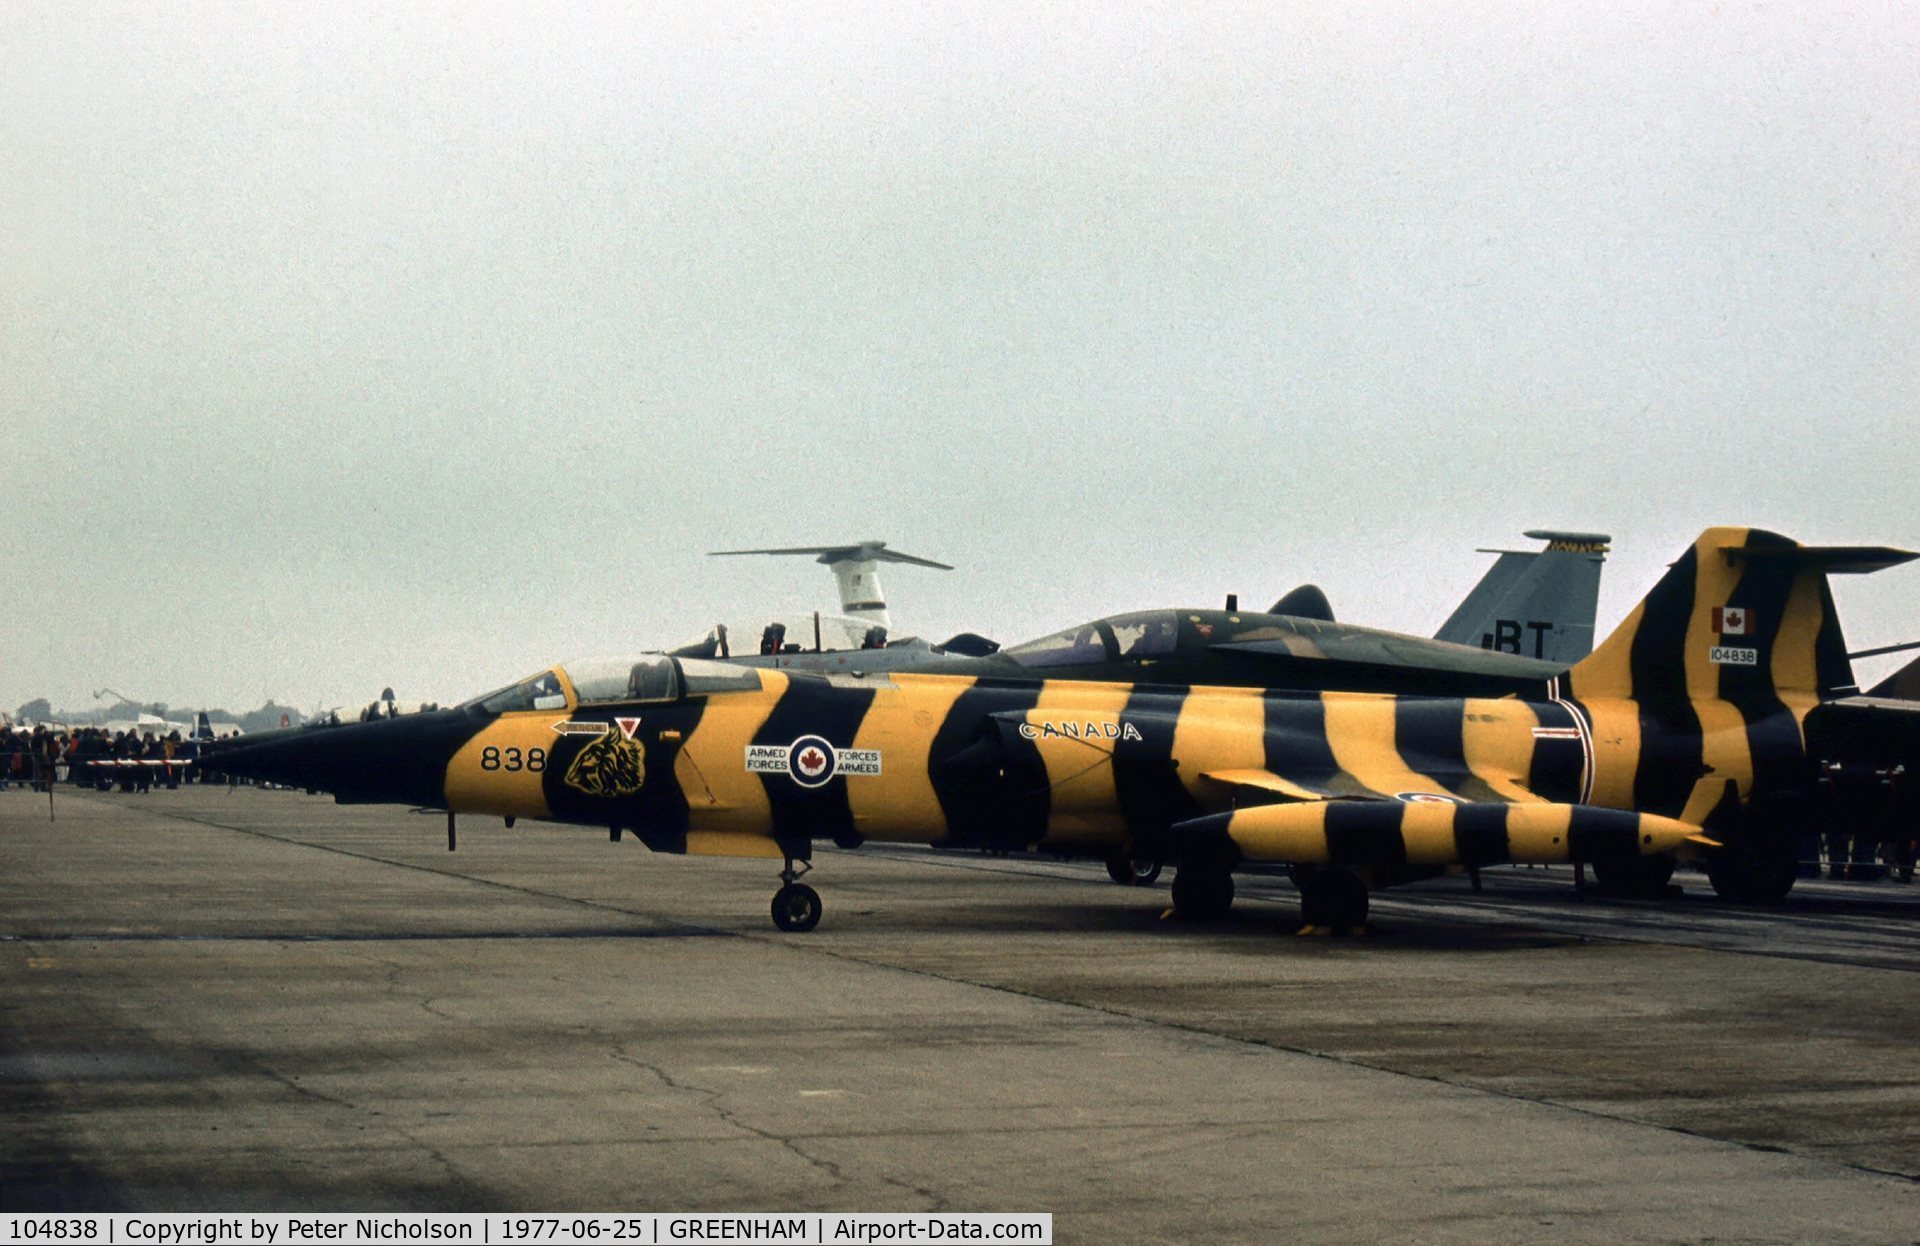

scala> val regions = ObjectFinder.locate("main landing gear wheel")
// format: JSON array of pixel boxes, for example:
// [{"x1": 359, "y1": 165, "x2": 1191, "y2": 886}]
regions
[
  {"x1": 1170, "y1": 867, "x2": 1234, "y2": 920},
  {"x1": 1295, "y1": 869, "x2": 1369, "y2": 931},
  {"x1": 1706, "y1": 837, "x2": 1798, "y2": 904},
  {"x1": 1706, "y1": 794, "x2": 1803, "y2": 905},
  {"x1": 1106, "y1": 855, "x2": 1163, "y2": 886},
  {"x1": 770, "y1": 857, "x2": 821, "y2": 932}
]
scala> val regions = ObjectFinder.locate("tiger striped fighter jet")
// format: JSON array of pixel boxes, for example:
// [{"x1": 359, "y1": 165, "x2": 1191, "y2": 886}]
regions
[{"x1": 205, "y1": 528, "x2": 1912, "y2": 933}]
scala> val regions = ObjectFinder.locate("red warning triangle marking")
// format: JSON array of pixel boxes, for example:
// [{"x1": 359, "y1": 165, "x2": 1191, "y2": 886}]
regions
[{"x1": 616, "y1": 717, "x2": 642, "y2": 740}]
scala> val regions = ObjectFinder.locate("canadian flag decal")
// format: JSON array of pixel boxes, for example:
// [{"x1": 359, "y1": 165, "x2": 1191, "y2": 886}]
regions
[{"x1": 1711, "y1": 606, "x2": 1748, "y2": 636}]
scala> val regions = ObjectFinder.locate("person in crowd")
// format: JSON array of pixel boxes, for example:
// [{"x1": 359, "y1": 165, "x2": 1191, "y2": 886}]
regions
[
  {"x1": 110, "y1": 730, "x2": 136, "y2": 792},
  {"x1": 34, "y1": 727, "x2": 61, "y2": 792},
  {"x1": 73, "y1": 727, "x2": 99, "y2": 785},
  {"x1": 0, "y1": 727, "x2": 23, "y2": 789},
  {"x1": 135, "y1": 732, "x2": 159, "y2": 793},
  {"x1": 82, "y1": 728, "x2": 111, "y2": 789},
  {"x1": 176, "y1": 729, "x2": 200, "y2": 783}
]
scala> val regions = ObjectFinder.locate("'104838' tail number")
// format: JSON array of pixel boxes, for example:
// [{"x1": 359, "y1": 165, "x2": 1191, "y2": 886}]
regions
[{"x1": 481, "y1": 746, "x2": 547, "y2": 772}]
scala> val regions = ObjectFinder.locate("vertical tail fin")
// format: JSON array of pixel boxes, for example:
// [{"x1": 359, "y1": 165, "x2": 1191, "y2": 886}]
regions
[
  {"x1": 1567, "y1": 528, "x2": 1913, "y2": 709},
  {"x1": 1436, "y1": 530, "x2": 1610, "y2": 663},
  {"x1": 1564, "y1": 528, "x2": 1912, "y2": 822}
]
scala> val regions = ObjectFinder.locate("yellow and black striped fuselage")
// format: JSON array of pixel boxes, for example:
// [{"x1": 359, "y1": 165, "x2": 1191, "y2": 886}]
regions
[
  {"x1": 195, "y1": 525, "x2": 1900, "y2": 894},
  {"x1": 438, "y1": 667, "x2": 1798, "y2": 867}
]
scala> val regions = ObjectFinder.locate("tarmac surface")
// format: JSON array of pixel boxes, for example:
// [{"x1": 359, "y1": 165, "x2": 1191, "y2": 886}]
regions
[{"x1": 3, "y1": 785, "x2": 1916, "y2": 1243}]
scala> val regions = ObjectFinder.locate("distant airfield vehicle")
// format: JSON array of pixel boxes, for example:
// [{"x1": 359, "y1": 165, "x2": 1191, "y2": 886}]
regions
[{"x1": 203, "y1": 527, "x2": 1905, "y2": 934}]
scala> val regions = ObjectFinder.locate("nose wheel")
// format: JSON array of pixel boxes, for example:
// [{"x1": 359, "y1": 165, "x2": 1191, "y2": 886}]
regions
[{"x1": 771, "y1": 858, "x2": 822, "y2": 932}]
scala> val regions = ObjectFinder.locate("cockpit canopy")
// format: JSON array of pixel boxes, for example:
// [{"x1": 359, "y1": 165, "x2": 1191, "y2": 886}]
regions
[
  {"x1": 1000, "y1": 610, "x2": 1181, "y2": 669},
  {"x1": 469, "y1": 656, "x2": 762, "y2": 714},
  {"x1": 475, "y1": 669, "x2": 570, "y2": 714}
]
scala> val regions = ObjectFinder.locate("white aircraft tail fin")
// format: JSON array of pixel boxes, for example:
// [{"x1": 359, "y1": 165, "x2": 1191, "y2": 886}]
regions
[{"x1": 708, "y1": 541, "x2": 953, "y2": 630}]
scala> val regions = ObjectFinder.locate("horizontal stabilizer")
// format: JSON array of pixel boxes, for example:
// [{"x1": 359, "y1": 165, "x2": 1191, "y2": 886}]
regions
[
  {"x1": 1719, "y1": 544, "x2": 1917, "y2": 574},
  {"x1": 709, "y1": 542, "x2": 954, "y2": 570},
  {"x1": 1522, "y1": 529, "x2": 1613, "y2": 550}
]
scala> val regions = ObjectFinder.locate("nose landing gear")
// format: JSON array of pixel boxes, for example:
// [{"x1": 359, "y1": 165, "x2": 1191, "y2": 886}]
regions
[{"x1": 771, "y1": 857, "x2": 822, "y2": 932}]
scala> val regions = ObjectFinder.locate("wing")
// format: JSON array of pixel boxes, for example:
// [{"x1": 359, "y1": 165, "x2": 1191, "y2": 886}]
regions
[
  {"x1": 1195, "y1": 750, "x2": 1540, "y2": 808},
  {"x1": 1195, "y1": 768, "x2": 1330, "y2": 803}
]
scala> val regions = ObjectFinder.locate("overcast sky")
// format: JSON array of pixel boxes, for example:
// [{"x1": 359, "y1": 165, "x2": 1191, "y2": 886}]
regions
[{"x1": 4, "y1": 2, "x2": 1917, "y2": 716}]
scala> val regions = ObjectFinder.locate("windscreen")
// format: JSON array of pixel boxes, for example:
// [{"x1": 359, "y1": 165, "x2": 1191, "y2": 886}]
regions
[{"x1": 476, "y1": 669, "x2": 569, "y2": 714}]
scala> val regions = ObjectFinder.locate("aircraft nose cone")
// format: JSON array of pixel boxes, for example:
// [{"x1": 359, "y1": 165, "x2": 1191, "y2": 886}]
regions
[{"x1": 203, "y1": 710, "x2": 482, "y2": 808}]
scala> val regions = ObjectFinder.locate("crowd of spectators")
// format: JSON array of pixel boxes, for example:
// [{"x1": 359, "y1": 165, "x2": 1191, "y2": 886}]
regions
[{"x1": 1, "y1": 724, "x2": 210, "y2": 792}]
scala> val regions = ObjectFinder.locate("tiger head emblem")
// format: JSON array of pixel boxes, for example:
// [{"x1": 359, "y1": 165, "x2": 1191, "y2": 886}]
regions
[{"x1": 564, "y1": 729, "x2": 646, "y2": 798}]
